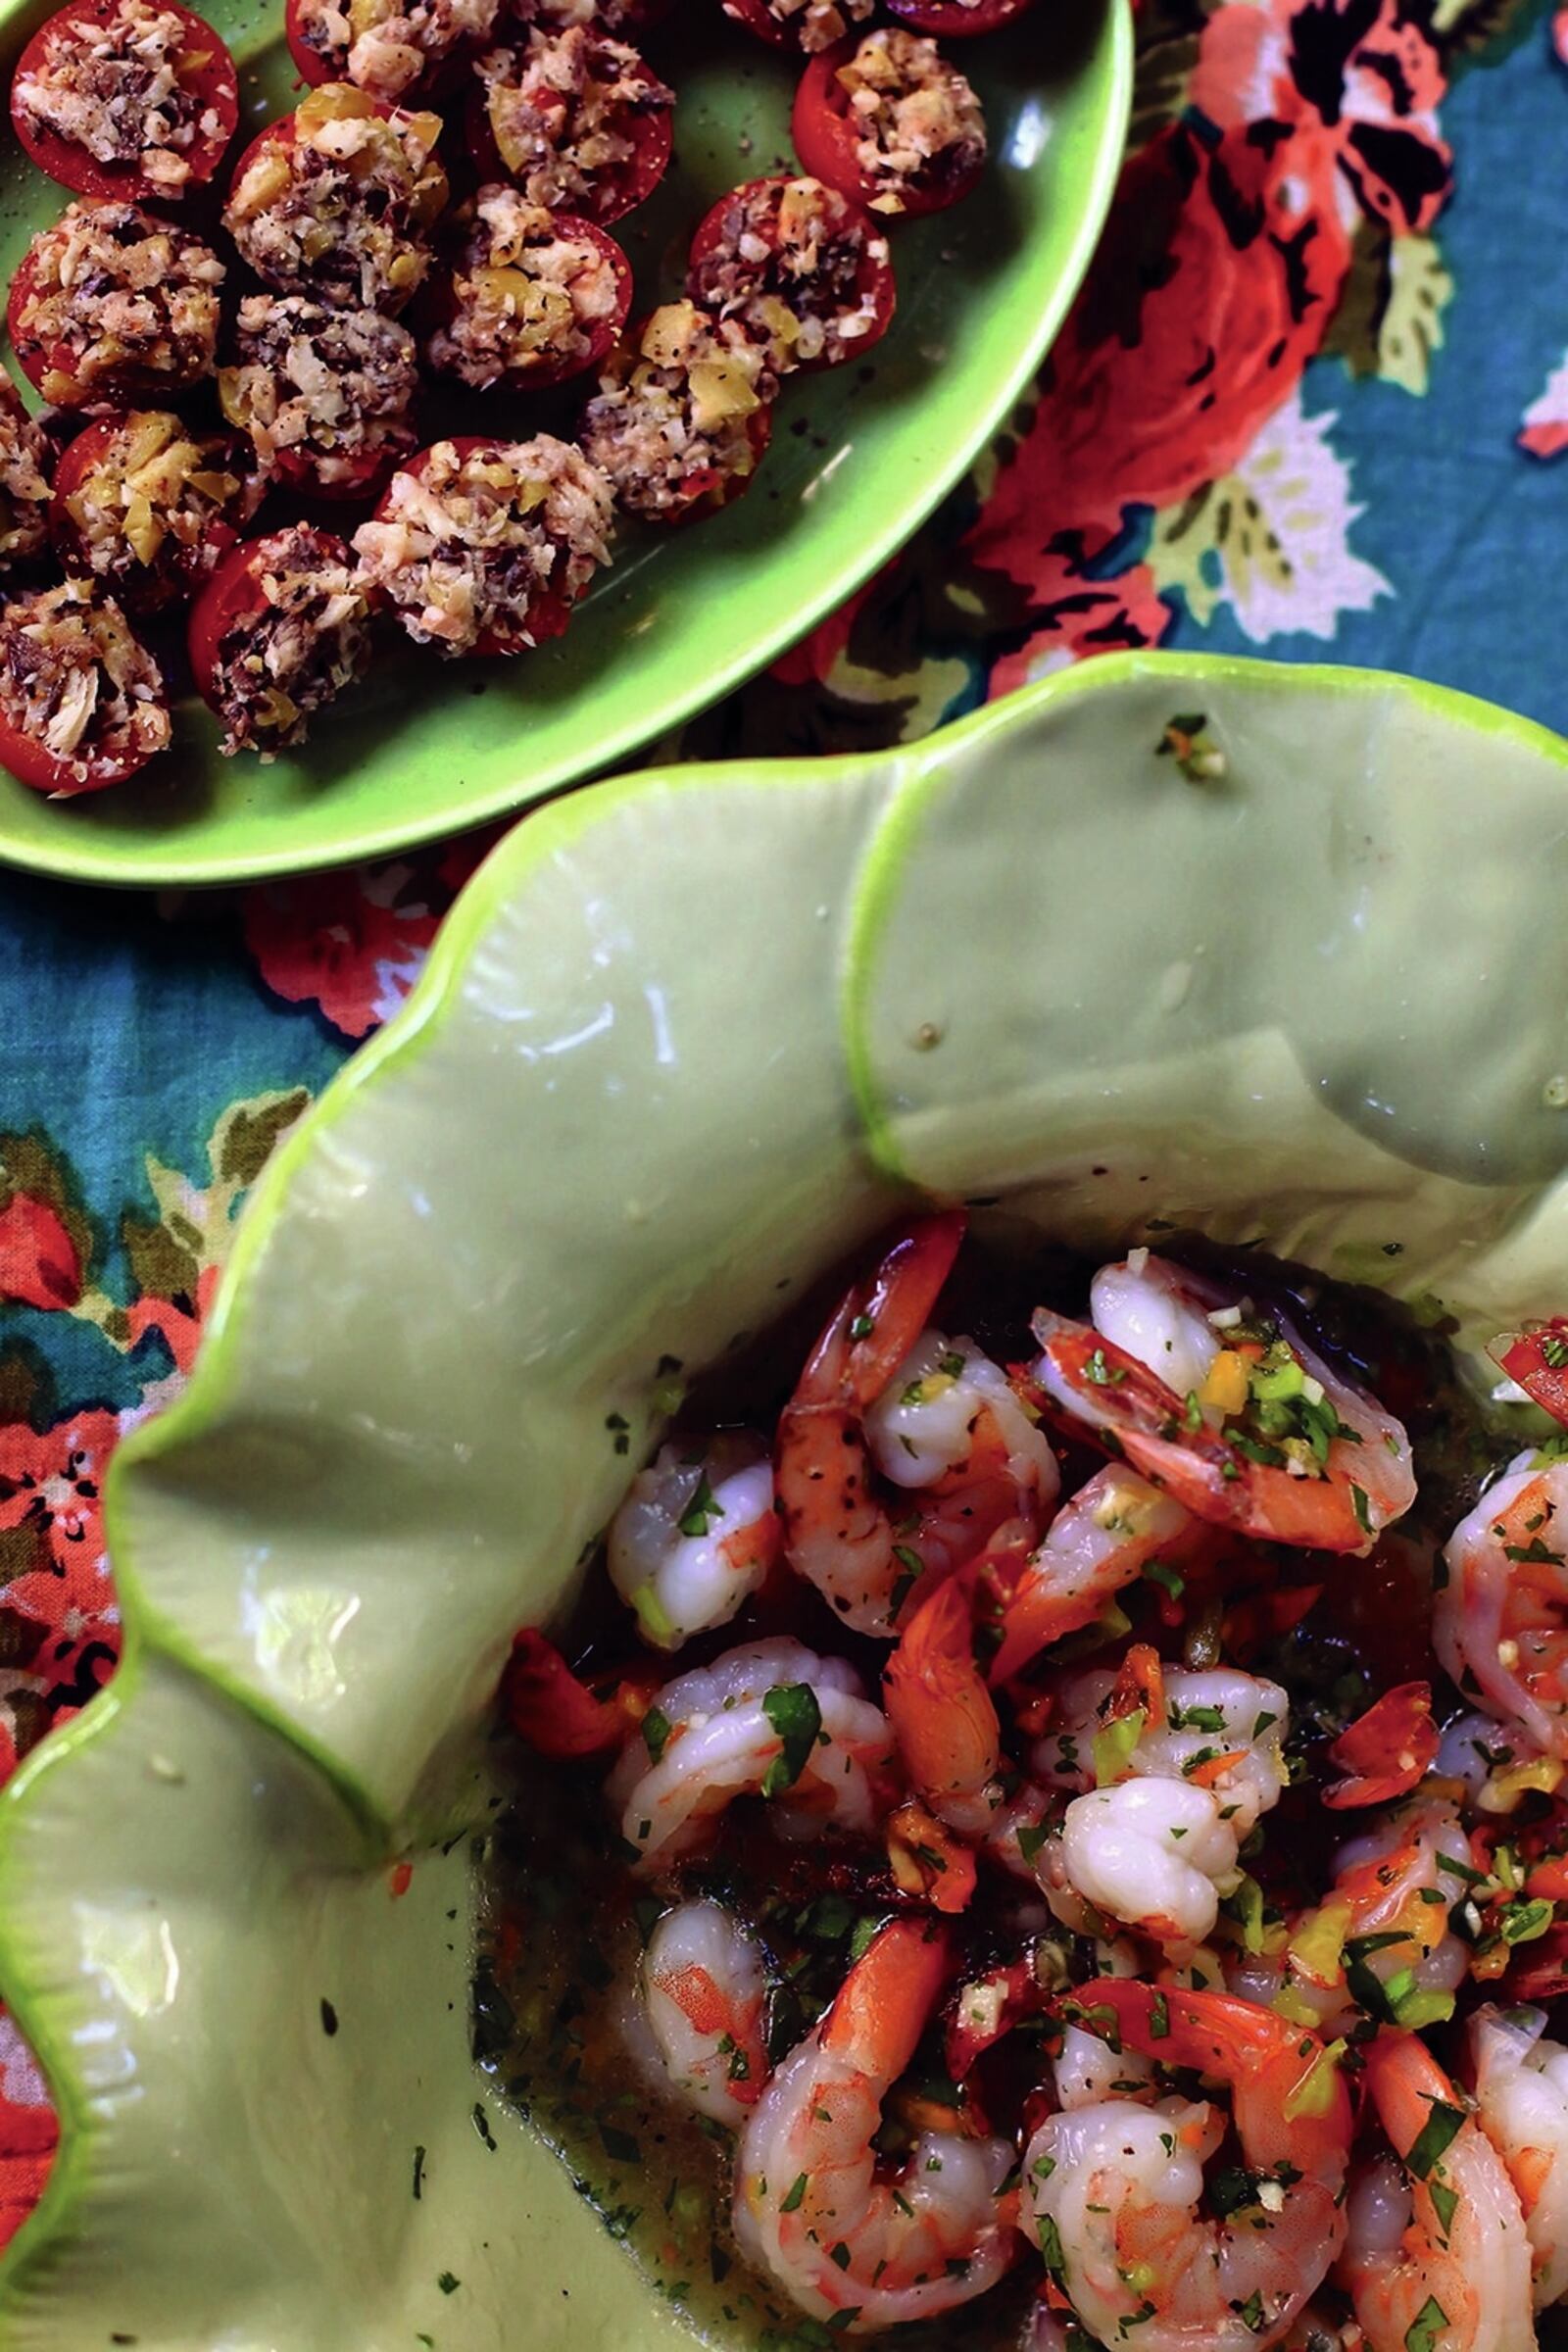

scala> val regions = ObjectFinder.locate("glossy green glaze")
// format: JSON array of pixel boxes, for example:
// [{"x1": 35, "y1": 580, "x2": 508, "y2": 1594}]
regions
[
  {"x1": 0, "y1": 0, "x2": 1130, "y2": 886},
  {"x1": 3, "y1": 650, "x2": 1567, "y2": 2350}
]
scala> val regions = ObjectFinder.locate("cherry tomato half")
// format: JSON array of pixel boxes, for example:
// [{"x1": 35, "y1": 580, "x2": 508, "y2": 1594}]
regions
[
  {"x1": 792, "y1": 38, "x2": 986, "y2": 219},
  {"x1": 882, "y1": 0, "x2": 1035, "y2": 33},
  {"x1": 10, "y1": 0, "x2": 239, "y2": 203},
  {"x1": 50, "y1": 412, "x2": 262, "y2": 609},
  {"x1": 465, "y1": 48, "x2": 671, "y2": 226},
  {"x1": 367, "y1": 437, "x2": 578, "y2": 653},
  {"x1": 223, "y1": 89, "x2": 448, "y2": 310},
  {"x1": 0, "y1": 582, "x2": 169, "y2": 795},
  {"x1": 187, "y1": 522, "x2": 357, "y2": 710},
  {"x1": 422, "y1": 207, "x2": 632, "y2": 392},
  {"x1": 687, "y1": 174, "x2": 895, "y2": 372},
  {"x1": 7, "y1": 206, "x2": 223, "y2": 408},
  {"x1": 282, "y1": 0, "x2": 482, "y2": 101}
]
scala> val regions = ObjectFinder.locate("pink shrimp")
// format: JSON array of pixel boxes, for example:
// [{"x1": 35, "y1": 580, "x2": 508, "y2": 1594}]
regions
[
  {"x1": 639, "y1": 1898, "x2": 769, "y2": 2126},
  {"x1": 733, "y1": 1917, "x2": 1017, "y2": 2331},
  {"x1": 775, "y1": 1213, "x2": 1056, "y2": 1636},
  {"x1": 987, "y1": 1465, "x2": 1208, "y2": 1686},
  {"x1": 1026, "y1": 1980, "x2": 1352, "y2": 2350},
  {"x1": 1028, "y1": 1253, "x2": 1414, "y2": 1557},
  {"x1": 1435, "y1": 1451, "x2": 1568, "y2": 1758},
  {"x1": 1342, "y1": 2031, "x2": 1533, "y2": 2352}
]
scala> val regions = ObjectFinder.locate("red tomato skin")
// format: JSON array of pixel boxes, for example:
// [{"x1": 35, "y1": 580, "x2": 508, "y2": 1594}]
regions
[
  {"x1": 686, "y1": 173, "x2": 896, "y2": 371},
  {"x1": 10, "y1": 0, "x2": 239, "y2": 203},
  {"x1": 882, "y1": 0, "x2": 1033, "y2": 31},
  {"x1": 463, "y1": 78, "x2": 670, "y2": 224},
  {"x1": 792, "y1": 43, "x2": 984, "y2": 219},
  {"x1": 48, "y1": 416, "x2": 257, "y2": 607},
  {"x1": 187, "y1": 523, "x2": 355, "y2": 710},
  {"x1": 423, "y1": 212, "x2": 632, "y2": 391}
]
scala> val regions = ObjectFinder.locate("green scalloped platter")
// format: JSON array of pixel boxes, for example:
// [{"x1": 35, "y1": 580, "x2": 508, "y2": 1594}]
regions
[
  {"x1": 0, "y1": 0, "x2": 1129, "y2": 886},
  {"x1": 3, "y1": 652, "x2": 1568, "y2": 2351}
]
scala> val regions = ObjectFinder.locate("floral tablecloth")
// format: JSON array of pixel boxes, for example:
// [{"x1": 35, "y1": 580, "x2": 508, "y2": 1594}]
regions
[{"x1": 0, "y1": 0, "x2": 1563, "y2": 2243}]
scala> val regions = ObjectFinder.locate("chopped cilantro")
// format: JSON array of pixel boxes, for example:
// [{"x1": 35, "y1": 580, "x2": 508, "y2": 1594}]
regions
[
  {"x1": 677, "y1": 1474, "x2": 723, "y2": 1540},
  {"x1": 1404, "y1": 2100, "x2": 1465, "y2": 2180},
  {"x1": 780, "y1": 2174, "x2": 808, "y2": 2213},
  {"x1": 642, "y1": 1705, "x2": 672, "y2": 1764},
  {"x1": 761, "y1": 1684, "x2": 823, "y2": 1798},
  {"x1": 1404, "y1": 2297, "x2": 1447, "y2": 2352}
]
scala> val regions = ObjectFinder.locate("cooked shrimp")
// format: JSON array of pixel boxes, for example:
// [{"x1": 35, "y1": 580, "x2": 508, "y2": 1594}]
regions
[
  {"x1": 1026, "y1": 1981, "x2": 1351, "y2": 2350},
  {"x1": 1470, "y1": 2002, "x2": 1568, "y2": 2311},
  {"x1": 606, "y1": 1637, "x2": 893, "y2": 1871},
  {"x1": 608, "y1": 1432, "x2": 779, "y2": 1650},
  {"x1": 733, "y1": 1918, "x2": 1017, "y2": 2330},
  {"x1": 988, "y1": 1464, "x2": 1205, "y2": 1687},
  {"x1": 1437, "y1": 1708, "x2": 1562, "y2": 1815},
  {"x1": 1034, "y1": 1664, "x2": 1290, "y2": 1838},
  {"x1": 1056, "y1": 1776, "x2": 1251, "y2": 1952},
  {"x1": 863, "y1": 1326, "x2": 1059, "y2": 1509},
  {"x1": 1436, "y1": 1451, "x2": 1568, "y2": 1758},
  {"x1": 1030, "y1": 1252, "x2": 1415, "y2": 1556},
  {"x1": 1342, "y1": 2031, "x2": 1533, "y2": 2352},
  {"x1": 776, "y1": 1213, "x2": 1051, "y2": 1635},
  {"x1": 884, "y1": 1568, "x2": 1004, "y2": 1838},
  {"x1": 639, "y1": 1898, "x2": 769, "y2": 2126}
]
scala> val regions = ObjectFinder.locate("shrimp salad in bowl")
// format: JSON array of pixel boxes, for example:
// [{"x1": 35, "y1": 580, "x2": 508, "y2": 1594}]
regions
[{"x1": 477, "y1": 1211, "x2": 1568, "y2": 2352}]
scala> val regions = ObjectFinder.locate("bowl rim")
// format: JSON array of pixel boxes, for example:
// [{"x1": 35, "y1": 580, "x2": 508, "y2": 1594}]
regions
[
  {"x1": 2, "y1": 645, "x2": 1566, "y2": 2334},
  {"x1": 0, "y1": 0, "x2": 1135, "y2": 892}
]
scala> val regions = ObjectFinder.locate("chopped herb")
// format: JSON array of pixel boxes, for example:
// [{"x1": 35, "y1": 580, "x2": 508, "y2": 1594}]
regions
[
  {"x1": 849, "y1": 1915, "x2": 883, "y2": 1963},
  {"x1": 1184, "y1": 1391, "x2": 1202, "y2": 1431},
  {"x1": 1429, "y1": 2180, "x2": 1459, "y2": 2240},
  {"x1": 1084, "y1": 1348, "x2": 1127, "y2": 1387},
  {"x1": 599, "y1": 2121, "x2": 641, "y2": 2164},
  {"x1": 890, "y1": 1544, "x2": 924, "y2": 1620},
  {"x1": 1349, "y1": 1483, "x2": 1373, "y2": 1536},
  {"x1": 1251, "y1": 1711, "x2": 1277, "y2": 1740},
  {"x1": 413, "y1": 2145, "x2": 426, "y2": 2200},
  {"x1": 319, "y1": 1997, "x2": 338, "y2": 2036},
  {"x1": 1016, "y1": 1822, "x2": 1049, "y2": 1867},
  {"x1": 1210, "y1": 2169, "x2": 1259, "y2": 2220},
  {"x1": 1143, "y1": 1558, "x2": 1186, "y2": 1598},
  {"x1": 939, "y1": 1350, "x2": 966, "y2": 1380},
  {"x1": 761, "y1": 1684, "x2": 823, "y2": 1798},
  {"x1": 677, "y1": 1473, "x2": 723, "y2": 1540},
  {"x1": 1169, "y1": 1702, "x2": 1226, "y2": 1734},
  {"x1": 437, "y1": 2274, "x2": 460, "y2": 2296},
  {"x1": 1404, "y1": 2100, "x2": 1465, "y2": 2180},
  {"x1": 472, "y1": 2103, "x2": 496, "y2": 2150},
  {"x1": 781, "y1": 2174, "x2": 808, "y2": 2213},
  {"x1": 830, "y1": 2244, "x2": 851, "y2": 2271},
  {"x1": 642, "y1": 1705, "x2": 672, "y2": 1764},
  {"x1": 1235, "y1": 2290, "x2": 1266, "y2": 2334},
  {"x1": 1037, "y1": 2215, "x2": 1067, "y2": 2278},
  {"x1": 1501, "y1": 1897, "x2": 1554, "y2": 1945},
  {"x1": 1032, "y1": 2154, "x2": 1057, "y2": 2182},
  {"x1": 1504, "y1": 1536, "x2": 1566, "y2": 1566},
  {"x1": 1404, "y1": 2296, "x2": 1447, "y2": 2352},
  {"x1": 1148, "y1": 1991, "x2": 1169, "y2": 2039},
  {"x1": 1094, "y1": 1707, "x2": 1147, "y2": 1788},
  {"x1": 892, "y1": 2190, "x2": 914, "y2": 2219},
  {"x1": 848, "y1": 1312, "x2": 875, "y2": 1341}
]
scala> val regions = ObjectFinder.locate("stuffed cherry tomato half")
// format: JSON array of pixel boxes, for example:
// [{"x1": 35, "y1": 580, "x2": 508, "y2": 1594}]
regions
[
  {"x1": 687, "y1": 174, "x2": 894, "y2": 373},
  {"x1": 351, "y1": 434, "x2": 613, "y2": 656},
  {"x1": 792, "y1": 28, "x2": 986, "y2": 217},
  {"x1": 222, "y1": 83, "x2": 447, "y2": 313},
  {"x1": 10, "y1": 0, "x2": 239, "y2": 203},
  {"x1": 721, "y1": 0, "x2": 872, "y2": 55},
  {"x1": 881, "y1": 0, "x2": 1035, "y2": 34},
  {"x1": 8, "y1": 200, "x2": 224, "y2": 408},
  {"x1": 0, "y1": 580, "x2": 169, "y2": 795},
  {"x1": 188, "y1": 522, "x2": 374, "y2": 758},
  {"x1": 466, "y1": 27, "x2": 671, "y2": 225},
  {"x1": 50, "y1": 409, "x2": 263, "y2": 611},
  {"x1": 220, "y1": 295, "x2": 419, "y2": 501},
  {"x1": 422, "y1": 191, "x2": 631, "y2": 391},
  {"x1": 0, "y1": 375, "x2": 56, "y2": 573},
  {"x1": 284, "y1": 0, "x2": 498, "y2": 104},
  {"x1": 578, "y1": 301, "x2": 776, "y2": 526}
]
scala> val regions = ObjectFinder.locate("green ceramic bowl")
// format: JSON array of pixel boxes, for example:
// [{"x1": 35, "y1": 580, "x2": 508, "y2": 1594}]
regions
[
  {"x1": 3, "y1": 649, "x2": 1568, "y2": 2352},
  {"x1": 0, "y1": 0, "x2": 1130, "y2": 890}
]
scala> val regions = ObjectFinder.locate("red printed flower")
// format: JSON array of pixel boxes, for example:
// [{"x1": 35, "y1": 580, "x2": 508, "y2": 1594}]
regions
[
  {"x1": 245, "y1": 837, "x2": 496, "y2": 1043},
  {"x1": 1193, "y1": 0, "x2": 1450, "y2": 235},
  {"x1": 0, "y1": 1195, "x2": 80, "y2": 1311},
  {"x1": 0, "y1": 1409, "x2": 118, "y2": 1597},
  {"x1": 0, "y1": 2010, "x2": 57, "y2": 2253},
  {"x1": 968, "y1": 119, "x2": 1350, "y2": 582}
]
